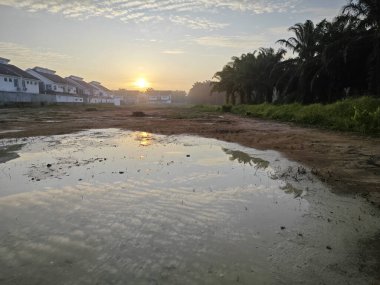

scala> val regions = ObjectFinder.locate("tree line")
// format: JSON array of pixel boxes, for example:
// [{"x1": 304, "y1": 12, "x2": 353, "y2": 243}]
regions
[
  {"x1": 187, "y1": 81, "x2": 225, "y2": 105},
  {"x1": 211, "y1": 0, "x2": 380, "y2": 105}
]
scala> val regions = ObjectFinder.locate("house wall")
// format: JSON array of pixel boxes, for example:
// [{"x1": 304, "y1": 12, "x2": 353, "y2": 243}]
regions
[
  {"x1": 26, "y1": 70, "x2": 73, "y2": 94},
  {"x1": 66, "y1": 78, "x2": 91, "y2": 96},
  {"x1": 88, "y1": 97, "x2": 119, "y2": 105},
  {"x1": 66, "y1": 86, "x2": 77, "y2": 95},
  {"x1": 26, "y1": 70, "x2": 54, "y2": 93},
  {"x1": 56, "y1": 95, "x2": 83, "y2": 103},
  {"x1": 52, "y1": 84, "x2": 65, "y2": 93},
  {"x1": 113, "y1": 97, "x2": 121, "y2": 106},
  {"x1": 147, "y1": 95, "x2": 172, "y2": 104},
  {"x1": 0, "y1": 75, "x2": 39, "y2": 94},
  {"x1": 0, "y1": 92, "x2": 83, "y2": 105}
]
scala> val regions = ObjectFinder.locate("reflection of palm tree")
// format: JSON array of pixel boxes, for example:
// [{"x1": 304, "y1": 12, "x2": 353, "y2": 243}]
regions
[{"x1": 222, "y1": 148, "x2": 269, "y2": 169}]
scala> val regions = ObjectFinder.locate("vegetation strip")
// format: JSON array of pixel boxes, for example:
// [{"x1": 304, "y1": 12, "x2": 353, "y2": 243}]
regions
[{"x1": 193, "y1": 97, "x2": 380, "y2": 135}]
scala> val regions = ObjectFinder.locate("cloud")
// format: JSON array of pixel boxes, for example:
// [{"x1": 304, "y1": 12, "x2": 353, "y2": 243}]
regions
[
  {"x1": 162, "y1": 50, "x2": 185, "y2": 55},
  {"x1": 296, "y1": 7, "x2": 343, "y2": 21},
  {"x1": 193, "y1": 35, "x2": 268, "y2": 49},
  {"x1": 0, "y1": 0, "x2": 300, "y2": 30},
  {"x1": 0, "y1": 42, "x2": 71, "y2": 68},
  {"x1": 169, "y1": 15, "x2": 228, "y2": 30}
]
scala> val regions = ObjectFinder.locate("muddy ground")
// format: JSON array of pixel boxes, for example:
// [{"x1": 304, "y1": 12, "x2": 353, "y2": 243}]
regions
[{"x1": 1, "y1": 105, "x2": 379, "y2": 205}]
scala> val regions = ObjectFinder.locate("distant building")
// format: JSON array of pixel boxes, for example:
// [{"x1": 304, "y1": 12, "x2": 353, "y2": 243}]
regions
[
  {"x1": 145, "y1": 89, "x2": 172, "y2": 104},
  {"x1": 88, "y1": 81, "x2": 113, "y2": 98},
  {"x1": 0, "y1": 57, "x2": 40, "y2": 94},
  {"x1": 26, "y1": 67, "x2": 77, "y2": 95},
  {"x1": 114, "y1": 89, "x2": 143, "y2": 105},
  {"x1": 66, "y1": 75, "x2": 94, "y2": 96}
]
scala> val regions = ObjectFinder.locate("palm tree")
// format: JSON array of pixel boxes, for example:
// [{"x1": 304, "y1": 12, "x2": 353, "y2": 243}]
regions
[
  {"x1": 212, "y1": 64, "x2": 238, "y2": 104},
  {"x1": 343, "y1": 0, "x2": 380, "y2": 96},
  {"x1": 277, "y1": 20, "x2": 325, "y2": 103}
]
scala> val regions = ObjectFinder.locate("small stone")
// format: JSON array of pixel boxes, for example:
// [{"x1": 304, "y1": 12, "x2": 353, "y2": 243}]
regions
[
  {"x1": 47, "y1": 164, "x2": 52, "y2": 168},
  {"x1": 281, "y1": 226, "x2": 286, "y2": 230},
  {"x1": 326, "y1": 246, "x2": 332, "y2": 250},
  {"x1": 186, "y1": 155, "x2": 190, "y2": 157}
]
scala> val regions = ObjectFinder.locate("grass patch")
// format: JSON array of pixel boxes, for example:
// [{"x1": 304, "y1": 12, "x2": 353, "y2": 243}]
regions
[
  {"x1": 233, "y1": 97, "x2": 380, "y2": 135},
  {"x1": 191, "y1": 104, "x2": 221, "y2": 112}
]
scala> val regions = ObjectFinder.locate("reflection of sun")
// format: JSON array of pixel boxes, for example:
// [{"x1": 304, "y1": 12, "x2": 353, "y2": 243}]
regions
[
  {"x1": 134, "y1": 78, "x2": 149, "y2": 89},
  {"x1": 136, "y1": 131, "x2": 152, "y2": 147}
]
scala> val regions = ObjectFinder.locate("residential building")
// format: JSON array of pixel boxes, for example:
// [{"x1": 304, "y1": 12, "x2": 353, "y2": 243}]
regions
[
  {"x1": 66, "y1": 75, "x2": 94, "y2": 96},
  {"x1": 145, "y1": 89, "x2": 172, "y2": 104},
  {"x1": 113, "y1": 89, "x2": 143, "y2": 104},
  {"x1": 88, "y1": 81, "x2": 113, "y2": 97},
  {"x1": 0, "y1": 57, "x2": 39, "y2": 94},
  {"x1": 26, "y1": 67, "x2": 77, "y2": 95}
]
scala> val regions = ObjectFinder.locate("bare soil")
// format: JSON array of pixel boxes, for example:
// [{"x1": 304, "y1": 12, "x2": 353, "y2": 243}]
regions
[{"x1": 1, "y1": 105, "x2": 379, "y2": 205}]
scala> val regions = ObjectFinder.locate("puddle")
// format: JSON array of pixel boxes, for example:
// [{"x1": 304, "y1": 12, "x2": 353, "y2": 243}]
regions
[
  {"x1": 0, "y1": 143, "x2": 24, "y2": 163},
  {"x1": 0, "y1": 129, "x2": 23, "y2": 135},
  {"x1": 0, "y1": 129, "x2": 379, "y2": 284}
]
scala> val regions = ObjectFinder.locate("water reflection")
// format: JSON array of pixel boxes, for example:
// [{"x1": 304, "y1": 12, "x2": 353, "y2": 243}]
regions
[
  {"x1": 222, "y1": 148, "x2": 269, "y2": 169},
  {"x1": 135, "y1": 131, "x2": 153, "y2": 147},
  {"x1": 0, "y1": 129, "x2": 379, "y2": 285}
]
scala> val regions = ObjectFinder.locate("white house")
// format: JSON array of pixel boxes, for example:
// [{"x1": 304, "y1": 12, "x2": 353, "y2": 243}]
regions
[
  {"x1": 146, "y1": 90, "x2": 172, "y2": 104},
  {"x1": 66, "y1": 75, "x2": 93, "y2": 96},
  {"x1": 26, "y1": 67, "x2": 77, "y2": 95},
  {"x1": 0, "y1": 57, "x2": 39, "y2": 94},
  {"x1": 88, "y1": 81, "x2": 113, "y2": 98},
  {"x1": 87, "y1": 81, "x2": 120, "y2": 105}
]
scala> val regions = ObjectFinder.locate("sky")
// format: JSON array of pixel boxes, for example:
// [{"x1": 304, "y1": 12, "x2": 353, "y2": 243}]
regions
[{"x1": 0, "y1": 0, "x2": 347, "y2": 92}]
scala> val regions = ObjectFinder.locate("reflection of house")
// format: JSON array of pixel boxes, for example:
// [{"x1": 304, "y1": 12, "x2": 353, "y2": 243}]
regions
[
  {"x1": 0, "y1": 57, "x2": 39, "y2": 94},
  {"x1": 26, "y1": 67, "x2": 77, "y2": 95},
  {"x1": 145, "y1": 89, "x2": 172, "y2": 104}
]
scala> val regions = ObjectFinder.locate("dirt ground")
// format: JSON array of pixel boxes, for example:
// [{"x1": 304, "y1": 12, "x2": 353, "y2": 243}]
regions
[{"x1": 1, "y1": 105, "x2": 379, "y2": 205}]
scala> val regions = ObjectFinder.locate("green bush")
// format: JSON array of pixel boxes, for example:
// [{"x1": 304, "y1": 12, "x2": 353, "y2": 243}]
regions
[
  {"x1": 228, "y1": 97, "x2": 380, "y2": 135},
  {"x1": 221, "y1": 104, "x2": 233, "y2": 112}
]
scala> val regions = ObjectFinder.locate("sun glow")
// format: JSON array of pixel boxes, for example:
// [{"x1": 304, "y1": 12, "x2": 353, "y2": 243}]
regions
[{"x1": 134, "y1": 78, "x2": 149, "y2": 89}]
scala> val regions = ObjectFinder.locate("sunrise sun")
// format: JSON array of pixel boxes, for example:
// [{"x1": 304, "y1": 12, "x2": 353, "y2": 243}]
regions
[{"x1": 134, "y1": 78, "x2": 149, "y2": 89}]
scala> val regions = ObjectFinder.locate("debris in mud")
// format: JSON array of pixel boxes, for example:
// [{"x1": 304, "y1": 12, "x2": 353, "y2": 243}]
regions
[
  {"x1": 186, "y1": 154, "x2": 191, "y2": 157},
  {"x1": 281, "y1": 226, "x2": 286, "y2": 230},
  {"x1": 326, "y1": 246, "x2": 332, "y2": 250},
  {"x1": 297, "y1": 166, "x2": 307, "y2": 175},
  {"x1": 132, "y1": 111, "x2": 146, "y2": 117},
  {"x1": 47, "y1": 164, "x2": 52, "y2": 168},
  {"x1": 280, "y1": 183, "x2": 303, "y2": 198}
]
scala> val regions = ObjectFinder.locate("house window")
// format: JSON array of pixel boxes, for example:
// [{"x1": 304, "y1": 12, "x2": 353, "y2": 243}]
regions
[
  {"x1": 9, "y1": 78, "x2": 12, "y2": 82},
  {"x1": 4, "y1": 78, "x2": 7, "y2": 82},
  {"x1": 53, "y1": 86, "x2": 57, "y2": 90}
]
